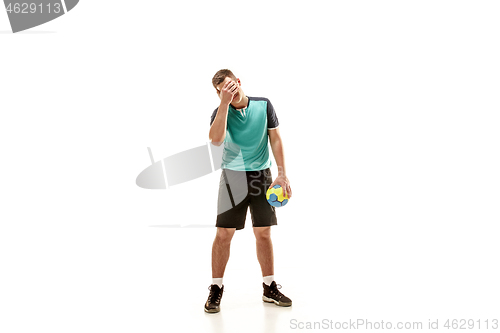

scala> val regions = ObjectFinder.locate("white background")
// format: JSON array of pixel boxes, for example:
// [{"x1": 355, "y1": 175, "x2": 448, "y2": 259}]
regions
[{"x1": 1, "y1": 1, "x2": 499, "y2": 332}]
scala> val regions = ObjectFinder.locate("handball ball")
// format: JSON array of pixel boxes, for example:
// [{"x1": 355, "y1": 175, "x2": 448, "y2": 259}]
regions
[{"x1": 266, "y1": 185, "x2": 289, "y2": 207}]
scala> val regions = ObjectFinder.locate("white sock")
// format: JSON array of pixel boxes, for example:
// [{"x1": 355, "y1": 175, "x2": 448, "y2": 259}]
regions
[
  {"x1": 212, "y1": 278, "x2": 223, "y2": 288},
  {"x1": 263, "y1": 275, "x2": 274, "y2": 286}
]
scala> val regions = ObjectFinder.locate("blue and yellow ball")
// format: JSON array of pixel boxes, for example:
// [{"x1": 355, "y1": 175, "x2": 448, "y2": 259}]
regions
[{"x1": 266, "y1": 185, "x2": 289, "y2": 207}]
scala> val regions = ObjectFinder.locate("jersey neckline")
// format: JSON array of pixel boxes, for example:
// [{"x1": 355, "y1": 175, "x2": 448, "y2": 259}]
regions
[{"x1": 229, "y1": 96, "x2": 251, "y2": 111}]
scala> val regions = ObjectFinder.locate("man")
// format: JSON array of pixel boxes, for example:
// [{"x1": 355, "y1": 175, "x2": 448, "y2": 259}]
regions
[{"x1": 204, "y1": 69, "x2": 293, "y2": 313}]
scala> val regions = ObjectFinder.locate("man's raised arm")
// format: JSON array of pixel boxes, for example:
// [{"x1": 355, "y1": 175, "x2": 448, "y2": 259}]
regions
[{"x1": 209, "y1": 80, "x2": 238, "y2": 145}]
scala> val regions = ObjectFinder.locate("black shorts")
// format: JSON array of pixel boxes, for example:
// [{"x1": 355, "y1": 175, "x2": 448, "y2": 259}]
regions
[{"x1": 216, "y1": 168, "x2": 277, "y2": 230}]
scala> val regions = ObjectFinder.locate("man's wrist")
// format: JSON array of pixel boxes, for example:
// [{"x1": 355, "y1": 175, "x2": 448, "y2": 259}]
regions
[
  {"x1": 219, "y1": 101, "x2": 230, "y2": 109},
  {"x1": 277, "y1": 166, "x2": 286, "y2": 177}
]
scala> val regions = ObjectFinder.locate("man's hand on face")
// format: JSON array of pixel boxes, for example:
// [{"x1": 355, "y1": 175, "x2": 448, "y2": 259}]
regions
[{"x1": 220, "y1": 80, "x2": 239, "y2": 105}]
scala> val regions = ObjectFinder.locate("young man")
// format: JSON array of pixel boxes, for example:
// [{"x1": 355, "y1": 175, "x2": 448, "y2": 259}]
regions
[{"x1": 204, "y1": 69, "x2": 293, "y2": 313}]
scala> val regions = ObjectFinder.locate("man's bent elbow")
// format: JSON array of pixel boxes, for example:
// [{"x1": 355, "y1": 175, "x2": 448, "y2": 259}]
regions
[
  {"x1": 209, "y1": 133, "x2": 225, "y2": 146},
  {"x1": 208, "y1": 137, "x2": 224, "y2": 146},
  {"x1": 210, "y1": 140, "x2": 224, "y2": 146}
]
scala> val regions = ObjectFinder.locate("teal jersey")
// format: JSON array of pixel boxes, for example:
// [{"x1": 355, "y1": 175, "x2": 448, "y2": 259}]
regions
[{"x1": 210, "y1": 96, "x2": 280, "y2": 171}]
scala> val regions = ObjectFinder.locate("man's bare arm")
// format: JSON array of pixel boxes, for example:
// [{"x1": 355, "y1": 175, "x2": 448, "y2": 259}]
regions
[
  {"x1": 268, "y1": 128, "x2": 292, "y2": 198},
  {"x1": 209, "y1": 103, "x2": 229, "y2": 146},
  {"x1": 209, "y1": 80, "x2": 238, "y2": 145}
]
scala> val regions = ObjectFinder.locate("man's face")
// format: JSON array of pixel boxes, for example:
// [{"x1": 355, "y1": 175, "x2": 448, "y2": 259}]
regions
[{"x1": 215, "y1": 76, "x2": 242, "y2": 104}]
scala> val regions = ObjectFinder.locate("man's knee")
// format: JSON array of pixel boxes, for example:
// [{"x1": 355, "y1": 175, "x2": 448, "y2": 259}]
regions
[
  {"x1": 215, "y1": 227, "x2": 236, "y2": 243},
  {"x1": 253, "y1": 226, "x2": 271, "y2": 241}
]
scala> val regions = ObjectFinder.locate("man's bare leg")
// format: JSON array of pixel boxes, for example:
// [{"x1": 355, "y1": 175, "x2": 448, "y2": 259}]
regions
[
  {"x1": 253, "y1": 226, "x2": 274, "y2": 277},
  {"x1": 253, "y1": 226, "x2": 292, "y2": 306},
  {"x1": 212, "y1": 227, "x2": 236, "y2": 278}
]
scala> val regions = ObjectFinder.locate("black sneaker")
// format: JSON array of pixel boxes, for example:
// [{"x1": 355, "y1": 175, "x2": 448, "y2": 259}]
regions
[
  {"x1": 262, "y1": 281, "x2": 292, "y2": 307},
  {"x1": 204, "y1": 284, "x2": 224, "y2": 313}
]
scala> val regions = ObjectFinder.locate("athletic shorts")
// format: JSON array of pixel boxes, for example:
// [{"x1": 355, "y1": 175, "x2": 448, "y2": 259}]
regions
[{"x1": 216, "y1": 168, "x2": 277, "y2": 230}]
